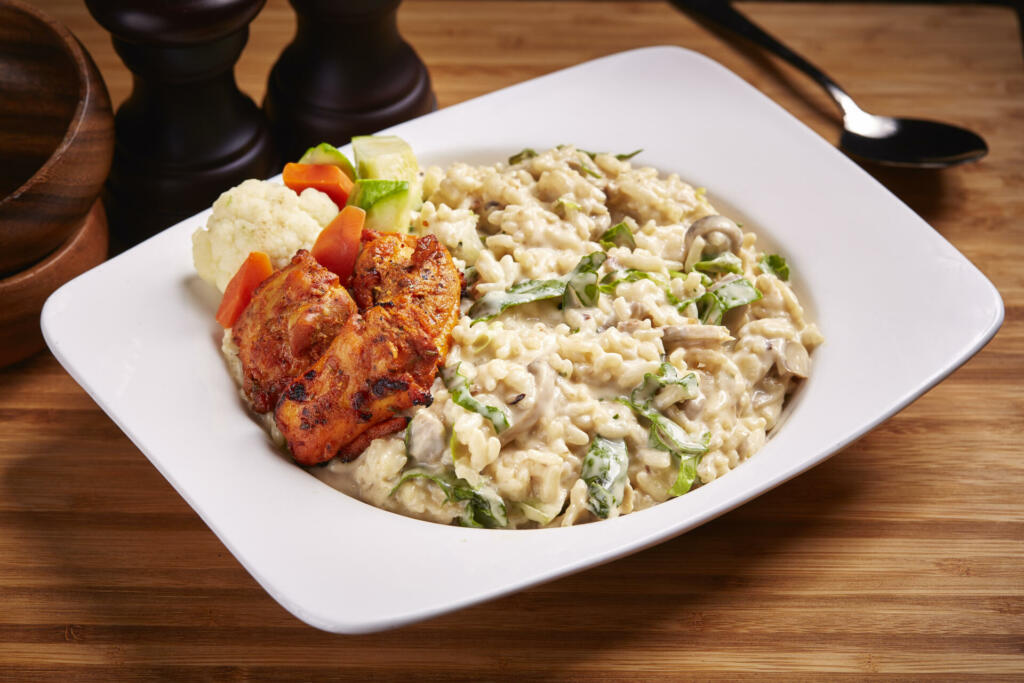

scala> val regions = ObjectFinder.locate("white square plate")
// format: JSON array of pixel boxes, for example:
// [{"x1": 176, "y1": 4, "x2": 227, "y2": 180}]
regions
[{"x1": 42, "y1": 46, "x2": 1002, "y2": 633}]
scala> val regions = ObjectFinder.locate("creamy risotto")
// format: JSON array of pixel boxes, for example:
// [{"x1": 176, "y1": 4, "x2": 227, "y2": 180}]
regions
[{"x1": 273, "y1": 145, "x2": 824, "y2": 528}]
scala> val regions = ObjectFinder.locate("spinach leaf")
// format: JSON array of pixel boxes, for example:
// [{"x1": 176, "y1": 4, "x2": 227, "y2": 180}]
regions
[
  {"x1": 390, "y1": 468, "x2": 508, "y2": 528},
  {"x1": 440, "y1": 362, "x2": 510, "y2": 433},
  {"x1": 598, "y1": 268, "x2": 661, "y2": 294},
  {"x1": 630, "y1": 362, "x2": 699, "y2": 406},
  {"x1": 469, "y1": 252, "x2": 606, "y2": 321},
  {"x1": 759, "y1": 253, "x2": 790, "y2": 281},
  {"x1": 693, "y1": 251, "x2": 743, "y2": 275},
  {"x1": 579, "y1": 148, "x2": 643, "y2": 161},
  {"x1": 581, "y1": 436, "x2": 629, "y2": 518},
  {"x1": 689, "y1": 277, "x2": 762, "y2": 325},
  {"x1": 599, "y1": 221, "x2": 636, "y2": 250},
  {"x1": 563, "y1": 252, "x2": 607, "y2": 308},
  {"x1": 468, "y1": 278, "x2": 567, "y2": 322}
]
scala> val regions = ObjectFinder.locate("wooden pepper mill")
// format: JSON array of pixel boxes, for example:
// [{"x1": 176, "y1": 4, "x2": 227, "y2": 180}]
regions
[
  {"x1": 85, "y1": 0, "x2": 276, "y2": 248},
  {"x1": 264, "y1": 0, "x2": 437, "y2": 163}
]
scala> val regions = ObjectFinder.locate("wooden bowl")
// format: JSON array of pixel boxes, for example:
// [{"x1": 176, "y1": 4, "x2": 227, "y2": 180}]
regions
[
  {"x1": 0, "y1": 0, "x2": 114, "y2": 275},
  {"x1": 0, "y1": 199, "x2": 109, "y2": 367}
]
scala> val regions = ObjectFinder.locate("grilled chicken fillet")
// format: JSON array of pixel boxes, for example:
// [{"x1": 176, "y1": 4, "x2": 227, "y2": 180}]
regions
[
  {"x1": 233, "y1": 250, "x2": 356, "y2": 413},
  {"x1": 270, "y1": 230, "x2": 462, "y2": 465}
]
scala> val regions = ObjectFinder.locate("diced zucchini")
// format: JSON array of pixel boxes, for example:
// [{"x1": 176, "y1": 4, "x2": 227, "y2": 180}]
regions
[
  {"x1": 297, "y1": 142, "x2": 356, "y2": 181},
  {"x1": 351, "y1": 135, "x2": 422, "y2": 209},
  {"x1": 347, "y1": 179, "x2": 411, "y2": 232}
]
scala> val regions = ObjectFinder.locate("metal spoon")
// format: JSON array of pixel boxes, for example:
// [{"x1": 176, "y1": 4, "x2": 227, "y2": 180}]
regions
[{"x1": 671, "y1": 0, "x2": 988, "y2": 168}]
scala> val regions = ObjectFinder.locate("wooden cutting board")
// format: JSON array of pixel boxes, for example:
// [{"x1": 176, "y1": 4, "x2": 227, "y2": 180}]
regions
[{"x1": 1, "y1": 1, "x2": 1021, "y2": 679}]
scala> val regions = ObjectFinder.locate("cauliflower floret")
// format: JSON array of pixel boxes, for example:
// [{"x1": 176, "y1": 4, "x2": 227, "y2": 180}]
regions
[{"x1": 192, "y1": 178, "x2": 339, "y2": 292}]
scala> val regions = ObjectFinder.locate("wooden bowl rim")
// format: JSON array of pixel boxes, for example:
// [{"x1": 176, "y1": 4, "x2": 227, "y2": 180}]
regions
[
  {"x1": 0, "y1": 199, "x2": 106, "y2": 294},
  {"x1": 0, "y1": 0, "x2": 95, "y2": 208}
]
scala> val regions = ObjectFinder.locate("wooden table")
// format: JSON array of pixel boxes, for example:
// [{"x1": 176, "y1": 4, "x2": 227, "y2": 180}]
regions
[{"x1": 3, "y1": 1, "x2": 1022, "y2": 679}]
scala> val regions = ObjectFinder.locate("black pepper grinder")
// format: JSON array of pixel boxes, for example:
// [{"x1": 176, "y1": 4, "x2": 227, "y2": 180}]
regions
[
  {"x1": 86, "y1": 0, "x2": 276, "y2": 248},
  {"x1": 264, "y1": 0, "x2": 436, "y2": 163}
]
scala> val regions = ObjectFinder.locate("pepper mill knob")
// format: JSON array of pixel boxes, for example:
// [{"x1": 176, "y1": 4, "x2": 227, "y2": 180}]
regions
[
  {"x1": 86, "y1": 0, "x2": 276, "y2": 247},
  {"x1": 264, "y1": 0, "x2": 436, "y2": 162}
]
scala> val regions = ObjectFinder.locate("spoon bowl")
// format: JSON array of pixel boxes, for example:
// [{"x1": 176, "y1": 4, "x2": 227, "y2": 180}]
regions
[{"x1": 839, "y1": 115, "x2": 988, "y2": 168}]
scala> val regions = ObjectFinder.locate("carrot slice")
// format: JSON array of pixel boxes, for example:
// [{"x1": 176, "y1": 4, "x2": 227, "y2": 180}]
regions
[
  {"x1": 282, "y1": 162, "x2": 355, "y2": 208},
  {"x1": 216, "y1": 251, "x2": 274, "y2": 329},
  {"x1": 311, "y1": 205, "x2": 366, "y2": 282}
]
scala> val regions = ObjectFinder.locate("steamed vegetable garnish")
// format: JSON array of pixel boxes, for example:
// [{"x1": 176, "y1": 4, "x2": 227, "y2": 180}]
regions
[
  {"x1": 441, "y1": 362, "x2": 510, "y2": 433},
  {"x1": 508, "y1": 148, "x2": 538, "y2": 165},
  {"x1": 630, "y1": 362, "x2": 699, "y2": 406},
  {"x1": 351, "y1": 135, "x2": 422, "y2": 229},
  {"x1": 298, "y1": 142, "x2": 357, "y2": 181},
  {"x1": 562, "y1": 251, "x2": 606, "y2": 308},
  {"x1": 215, "y1": 251, "x2": 273, "y2": 328},
  {"x1": 282, "y1": 162, "x2": 355, "y2": 209},
  {"x1": 310, "y1": 205, "x2": 365, "y2": 281},
  {"x1": 599, "y1": 221, "x2": 636, "y2": 250},
  {"x1": 581, "y1": 436, "x2": 629, "y2": 518},
  {"x1": 469, "y1": 252, "x2": 606, "y2": 321},
  {"x1": 759, "y1": 253, "x2": 790, "y2": 281},
  {"x1": 693, "y1": 251, "x2": 743, "y2": 275},
  {"x1": 347, "y1": 178, "x2": 411, "y2": 232},
  {"x1": 390, "y1": 468, "x2": 508, "y2": 528}
]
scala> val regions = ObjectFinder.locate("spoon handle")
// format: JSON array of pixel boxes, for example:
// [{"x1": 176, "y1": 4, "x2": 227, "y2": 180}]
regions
[{"x1": 670, "y1": 0, "x2": 854, "y2": 115}]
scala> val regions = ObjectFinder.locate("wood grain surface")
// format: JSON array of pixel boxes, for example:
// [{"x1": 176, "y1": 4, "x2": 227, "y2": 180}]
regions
[{"x1": 2, "y1": 1, "x2": 1022, "y2": 680}]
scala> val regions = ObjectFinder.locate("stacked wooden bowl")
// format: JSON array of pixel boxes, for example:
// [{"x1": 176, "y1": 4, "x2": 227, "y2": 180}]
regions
[{"x1": 0, "y1": 0, "x2": 114, "y2": 367}]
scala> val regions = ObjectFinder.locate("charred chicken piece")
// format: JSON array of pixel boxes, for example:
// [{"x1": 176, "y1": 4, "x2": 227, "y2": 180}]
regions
[
  {"x1": 275, "y1": 304, "x2": 440, "y2": 465},
  {"x1": 350, "y1": 230, "x2": 462, "y2": 359},
  {"x1": 233, "y1": 250, "x2": 357, "y2": 413}
]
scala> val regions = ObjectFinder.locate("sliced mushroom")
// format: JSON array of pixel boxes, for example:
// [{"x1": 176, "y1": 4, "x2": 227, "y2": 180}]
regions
[
  {"x1": 405, "y1": 409, "x2": 447, "y2": 464},
  {"x1": 775, "y1": 340, "x2": 811, "y2": 378},
  {"x1": 499, "y1": 359, "x2": 556, "y2": 444},
  {"x1": 662, "y1": 324, "x2": 732, "y2": 351},
  {"x1": 683, "y1": 214, "x2": 743, "y2": 263}
]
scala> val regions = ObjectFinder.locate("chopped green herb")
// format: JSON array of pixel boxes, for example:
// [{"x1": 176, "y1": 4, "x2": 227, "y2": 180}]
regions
[
  {"x1": 599, "y1": 221, "x2": 636, "y2": 250},
  {"x1": 572, "y1": 154, "x2": 602, "y2": 178},
  {"x1": 759, "y1": 253, "x2": 790, "y2": 281},
  {"x1": 598, "y1": 268, "x2": 661, "y2": 294},
  {"x1": 390, "y1": 468, "x2": 508, "y2": 528},
  {"x1": 581, "y1": 436, "x2": 629, "y2": 518},
  {"x1": 441, "y1": 362, "x2": 510, "y2": 433},
  {"x1": 615, "y1": 149, "x2": 643, "y2": 160},
  {"x1": 508, "y1": 148, "x2": 538, "y2": 165},
  {"x1": 554, "y1": 196, "x2": 582, "y2": 214}
]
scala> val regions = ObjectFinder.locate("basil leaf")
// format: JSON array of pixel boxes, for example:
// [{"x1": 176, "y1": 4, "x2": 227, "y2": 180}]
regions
[
  {"x1": 599, "y1": 221, "x2": 636, "y2": 250},
  {"x1": 390, "y1": 468, "x2": 508, "y2": 528},
  {"x1": 508, "y1": 148, "x2": 537, "y2": 165},
  {"x1": 563, "y1": 252, "x2": 607, "y2": 308},
  {"x1": 759, "y1": 253, "x2": 790, "y2": 281},
  {"x1": 630, "y1": 362, "x2": 699, "y2": 406},
  {"x1": 468, "y1": 278, "x2": 567, "y2": 322},
  {"x1": 440, "y1": 362, "x2": 510, "y2": 433},
  {"x1": 581, "y1": 436, "x2": 629, "y2": 518},
  {"x1": 694, "y1": 251, "x2": 742, "y2": 275}
]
